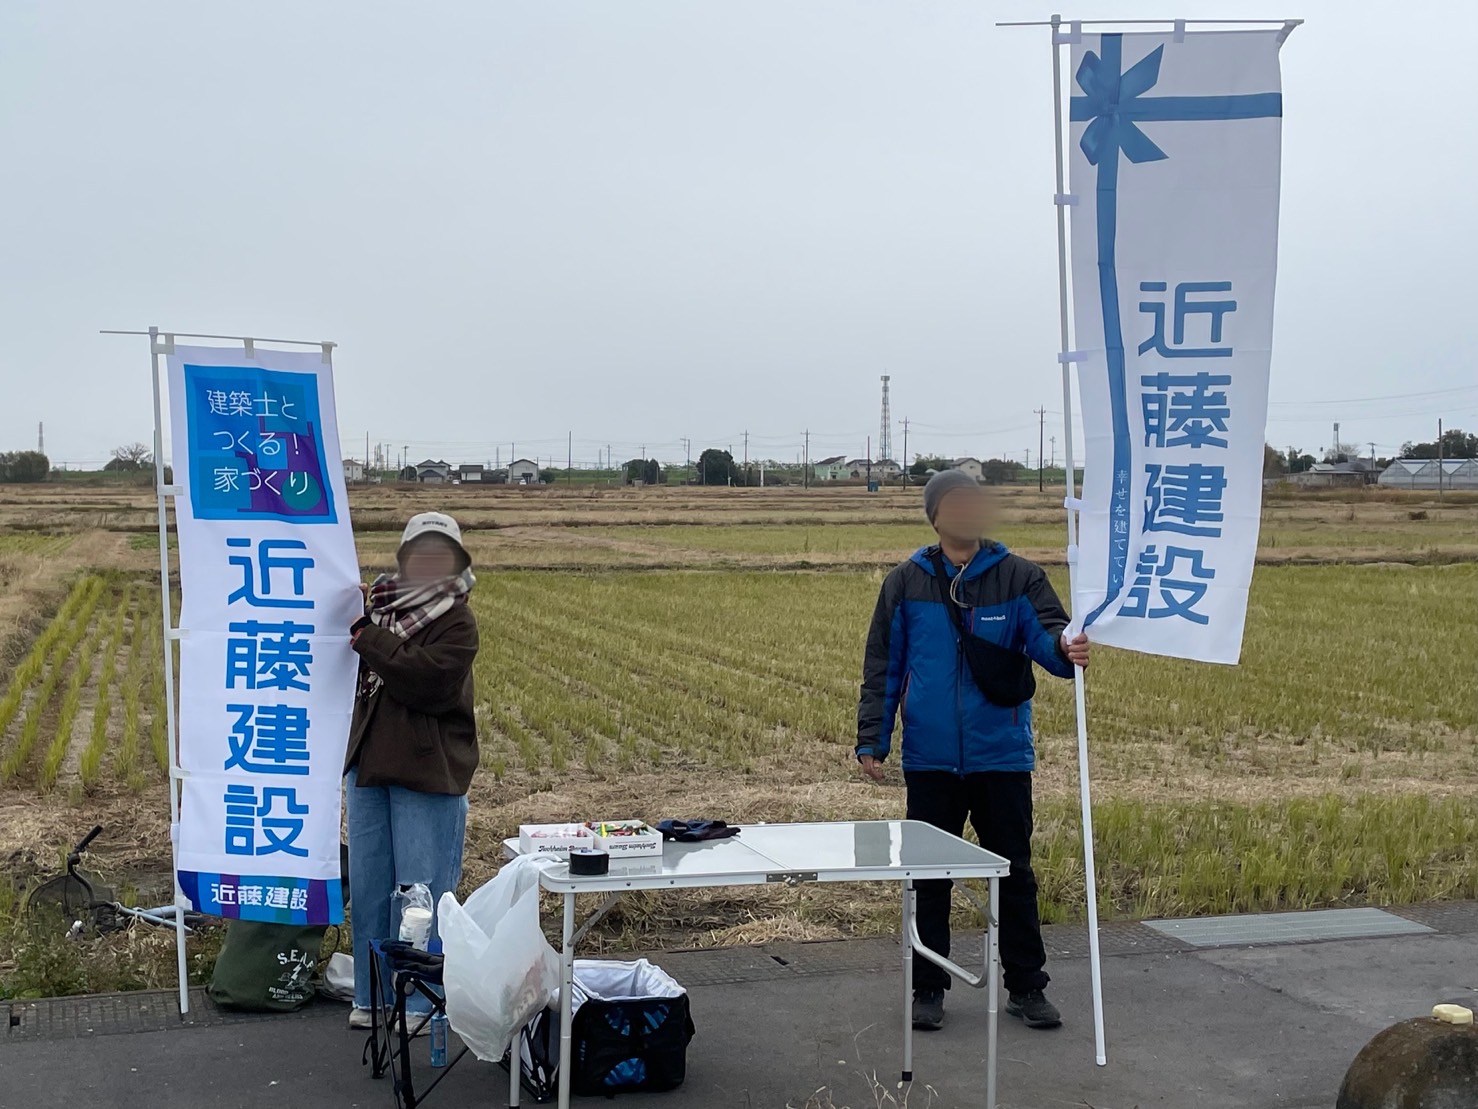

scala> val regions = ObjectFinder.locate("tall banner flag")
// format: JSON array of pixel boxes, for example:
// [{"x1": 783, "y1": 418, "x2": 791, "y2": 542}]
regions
[
  {"x1": 1068, "y1": 29, "x2": 1285, "y2": 663},
  {"x1": 166, "y1": 344, "x2": 360, "y2": 925}
]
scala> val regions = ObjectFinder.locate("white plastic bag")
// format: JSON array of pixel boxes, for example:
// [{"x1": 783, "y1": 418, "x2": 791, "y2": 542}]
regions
[
  {"x1": 318, "y1": 952, "x2": 355, "y2": 1002},
  {"x1": 569, "y1": 958, "x2": 687, "y2": 1014},
  {"x1": 438, "y1": 855, "x2": 559, "y2": 1061}
]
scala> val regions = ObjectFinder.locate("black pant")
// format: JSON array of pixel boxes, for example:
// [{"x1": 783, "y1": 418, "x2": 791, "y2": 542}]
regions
[{"x1": 905, "y1": 770, "x2": 1049, "y2": 996}]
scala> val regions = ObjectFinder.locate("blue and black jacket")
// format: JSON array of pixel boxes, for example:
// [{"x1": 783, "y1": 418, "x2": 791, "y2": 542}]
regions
[{"x1": 856, "y1": 542, "x2": 1075, "y2": 774}]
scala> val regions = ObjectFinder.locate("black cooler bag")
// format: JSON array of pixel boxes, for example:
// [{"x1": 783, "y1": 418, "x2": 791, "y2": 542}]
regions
[{"x1": 515, "y1": 959, "x2": 695, "y2": 1099}]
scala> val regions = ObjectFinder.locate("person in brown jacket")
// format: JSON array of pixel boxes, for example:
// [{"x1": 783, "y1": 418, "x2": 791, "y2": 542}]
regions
[{"x1": 344, "y1": 511, "x2": 479, "y2": 1029}]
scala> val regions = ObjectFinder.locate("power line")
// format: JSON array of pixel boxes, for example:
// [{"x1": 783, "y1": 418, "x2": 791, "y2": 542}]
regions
[{"x1": 1269, "y1": 386, "x2": 1474, "y2": 408}]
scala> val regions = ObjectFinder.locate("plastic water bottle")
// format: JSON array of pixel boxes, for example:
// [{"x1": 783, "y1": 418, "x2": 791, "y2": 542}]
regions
[{"x1": 429, "y1": 1011, "x2": 448, "y2": 1067}]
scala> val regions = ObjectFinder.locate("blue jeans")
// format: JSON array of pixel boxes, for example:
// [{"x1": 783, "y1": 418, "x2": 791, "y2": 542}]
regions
[{"x1": 346, "y1": 766, "x2": 469, "y2": 1012}]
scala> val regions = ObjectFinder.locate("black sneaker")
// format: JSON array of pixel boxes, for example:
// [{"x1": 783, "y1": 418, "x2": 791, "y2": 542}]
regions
[
  {"x1": 911, "y1": 989, "x2": 945, "y2": 1030},
  {"x1": 1006, "y1": 989, "x2": 1062, "y2": 1029}
]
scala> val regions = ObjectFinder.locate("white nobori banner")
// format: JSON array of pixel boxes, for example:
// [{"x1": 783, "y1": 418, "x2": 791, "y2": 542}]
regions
[
  {"x1": 1068, "y1": 29, "x2": 1285, "y2": 664},
  {"x1": 167, "y1": 344, "x2": 361, "y2": 924}
]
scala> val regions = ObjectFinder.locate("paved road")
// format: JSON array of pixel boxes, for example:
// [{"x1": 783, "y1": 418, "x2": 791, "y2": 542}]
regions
[{"x1": 6, "y1": 927, "x2": 1476, "y2": 1109}]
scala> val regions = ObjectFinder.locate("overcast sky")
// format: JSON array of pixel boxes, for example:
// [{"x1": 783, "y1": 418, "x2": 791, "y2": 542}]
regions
[{"x1": 2, "y1": 0, "x2": 1474, "y2": 470}]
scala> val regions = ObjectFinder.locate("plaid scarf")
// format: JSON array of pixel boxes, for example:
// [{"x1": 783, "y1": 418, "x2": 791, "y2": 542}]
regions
[{"x1": 357, "y1": 568, "x2": 475, "y2": 697}]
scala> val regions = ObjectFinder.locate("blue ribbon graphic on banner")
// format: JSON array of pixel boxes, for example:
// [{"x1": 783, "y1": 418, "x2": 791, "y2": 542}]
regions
[{"x1": 1069, "y1": 34, "x2": 1280, "y2": 625}]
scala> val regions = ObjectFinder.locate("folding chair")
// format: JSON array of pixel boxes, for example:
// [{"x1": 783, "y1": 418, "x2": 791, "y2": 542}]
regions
[{"x1": 363, "y1": 939, "x2": 469, "y2": 1108}]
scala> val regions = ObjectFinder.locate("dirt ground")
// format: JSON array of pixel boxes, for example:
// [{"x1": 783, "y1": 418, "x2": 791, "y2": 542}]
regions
[{"x1": 0, "y1": 479, "x2": 1474, "y2": 954}]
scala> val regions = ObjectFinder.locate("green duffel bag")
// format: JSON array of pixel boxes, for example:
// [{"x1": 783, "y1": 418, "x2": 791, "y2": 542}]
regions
[{"x1": 207, "y1": 922, "x2": 333, "y2": 1012}]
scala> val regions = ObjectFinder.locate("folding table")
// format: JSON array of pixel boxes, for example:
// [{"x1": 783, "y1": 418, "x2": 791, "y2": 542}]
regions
[{"x1": 501, "y1": 819, "x2": 1010, "y2": 1109}]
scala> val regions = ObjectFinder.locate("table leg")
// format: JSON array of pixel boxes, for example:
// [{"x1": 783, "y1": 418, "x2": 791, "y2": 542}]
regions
[
  {"x1": 509, "y1": 1021, "x2": 521, "y2": 1108},
  {"x1": 557, "y1": 892, "x2": 576, "y2": 1109},
  {"x1": 986, "y1": 877, "x2": 1000, "y2": 1109},
  {"x1": 901, "y1": 879, "x2": 914, "y2": 1085}
]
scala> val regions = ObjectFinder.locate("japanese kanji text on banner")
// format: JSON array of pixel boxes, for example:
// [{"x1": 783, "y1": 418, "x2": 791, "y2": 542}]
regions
[
  {"x1": 1068, "y1": 30, "x2": 1284, "y2": 664},
  {"x1": 167, "y1": 345, "x2": 360, "y2": 924}
]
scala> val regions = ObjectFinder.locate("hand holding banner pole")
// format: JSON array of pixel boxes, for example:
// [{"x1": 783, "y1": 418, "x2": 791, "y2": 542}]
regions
[{"x1": 1049, "y1": 12, "x2": 1108, "y2": 1066}]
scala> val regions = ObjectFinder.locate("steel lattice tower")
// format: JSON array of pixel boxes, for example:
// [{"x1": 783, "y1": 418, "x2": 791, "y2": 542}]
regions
[{"x1": 878, "y1": 375, "x2": 893, "y2": 464}]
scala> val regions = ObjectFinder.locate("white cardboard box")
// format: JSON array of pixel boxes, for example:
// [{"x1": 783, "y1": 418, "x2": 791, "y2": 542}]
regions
[
  {"x1": 587, "y1": 821, "x2": 664, "y2": 857},
  {"x1": 519, "y1": 823, "x2": 595, "y2": 857}
]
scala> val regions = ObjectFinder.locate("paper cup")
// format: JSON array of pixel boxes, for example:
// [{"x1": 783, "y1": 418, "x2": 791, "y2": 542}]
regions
[{"x1": 399, "y1": 905, "x2": 433, "y2": 949}]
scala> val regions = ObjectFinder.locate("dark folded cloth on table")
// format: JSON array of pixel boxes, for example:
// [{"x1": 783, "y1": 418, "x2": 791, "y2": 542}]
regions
[{"x1": 656, "y1": 820, "x2": 740, "y2": 842}]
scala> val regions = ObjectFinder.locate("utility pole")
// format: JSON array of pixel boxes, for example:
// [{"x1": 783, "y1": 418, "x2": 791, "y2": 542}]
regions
[
  {"x1": 365, "y1": 432, "x2": 370, "y2": 483},
  {"x1": 38, "y1": 422, "x2": 43, "y2": 454},
  {"x1": 1333, "y1": 421, "x2": 1340, "y2": 461},
  {"x1": 681, "y1": 438, "x2": 691, "y2": 484},
  {"x1": 867, "y1": 435, "x2": 872, "y2": 488},
  {"x1": 1438, "y1": 418, "x2": 1444, "y2": 498},
  {"x1": 901, "y1": 417, "x2": 910, "y2": 487},
  {"x1": 1050, "y1": 435, "x2": 1056, "y2": 470},
  {"x1": 803, "y1": 429, "x2": 810, "y2": 489},
  {"x1": 1036, "y1": 407, "x2": 1046, "y2": 492},
  {"x1": 743, "y1": 430, "x2": 749, "y2": 482},
  {"x1": 567, "y1": 432, "x2": 572, "y2": 484},
  {"x1": 878, "y1": 375, "x2": 893, "y2": 473}
]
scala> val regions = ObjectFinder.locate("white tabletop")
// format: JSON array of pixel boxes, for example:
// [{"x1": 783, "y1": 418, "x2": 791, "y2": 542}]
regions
[{"x1": 502, "y1": 820, "x2": 1010, "y2": 893}]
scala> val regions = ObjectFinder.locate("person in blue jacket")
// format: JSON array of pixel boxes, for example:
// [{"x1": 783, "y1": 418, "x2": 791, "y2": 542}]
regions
[{"x1": 857, "y1": 469, "x2": 1090, "y2": 1032}]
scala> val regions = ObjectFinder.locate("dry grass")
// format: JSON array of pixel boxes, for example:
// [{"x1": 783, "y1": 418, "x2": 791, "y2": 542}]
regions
[
  {"x1": 452, "y1": 562, "x2": 1475, "y2": 947},
  {"x1": 0, "y1": 481, "x2": 1473, "y2": 992}
]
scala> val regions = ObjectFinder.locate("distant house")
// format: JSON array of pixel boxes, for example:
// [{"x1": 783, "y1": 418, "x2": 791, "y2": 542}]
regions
[
  {"x1": 1287, "y1": 459, "x2": 1380, "y2": 488},
  {"x1": 830, "y1": 458, "x2": 903, "y2": 481},
  {"x1": 1378, "y1": 457, "x2": 1478, "y2": 490},
  {"x1": 414, "y1": 459, "x2": 452, "y2": 483},
  {"x1": 813, "y1": 456, "x2": 848, "y2": 482},
  {"x1": 508, "y1": 458, "x2": 540, "y2": 485},
  {"x1": 342, "y1": 459, "x2": 364, "y2": 483},
  {"x1": 950, "y1": 458, "x2": 985, "y2": 482},
  {"x1": 457, "y1": 463, "x2": 485, "y2": 484}
]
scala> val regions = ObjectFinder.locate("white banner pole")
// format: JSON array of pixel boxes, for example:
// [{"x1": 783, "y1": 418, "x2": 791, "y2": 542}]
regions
[
  {"x1": 147, "y1": 325, "x2": 190, "y2": 1018},
  {"x1": 1048, "y1": 13, "x2": 1107, "y2": 1066}
]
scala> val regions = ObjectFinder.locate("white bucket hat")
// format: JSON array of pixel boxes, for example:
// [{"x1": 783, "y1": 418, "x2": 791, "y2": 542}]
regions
[{"x1": 397, "y1": 511, "x2": 471, "y2": 568}]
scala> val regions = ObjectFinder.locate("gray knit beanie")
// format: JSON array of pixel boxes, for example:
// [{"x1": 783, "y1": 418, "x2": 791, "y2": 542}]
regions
[{"x1": 923, "y1": 469, "x2": 980, "y2": 523}]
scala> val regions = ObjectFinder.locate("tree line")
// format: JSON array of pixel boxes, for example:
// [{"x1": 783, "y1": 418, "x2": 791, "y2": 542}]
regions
[{"x1": 0, "y1": 452, "x2": 50, "y2": 483}]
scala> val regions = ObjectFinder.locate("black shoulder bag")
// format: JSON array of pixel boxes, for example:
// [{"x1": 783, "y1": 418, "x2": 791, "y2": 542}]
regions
[{"x1": 929, "y1": 549, "x2": 1036, "y2": 709}]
